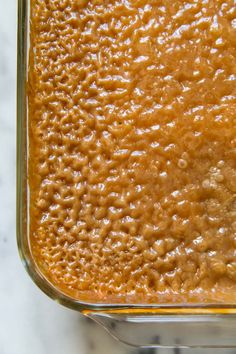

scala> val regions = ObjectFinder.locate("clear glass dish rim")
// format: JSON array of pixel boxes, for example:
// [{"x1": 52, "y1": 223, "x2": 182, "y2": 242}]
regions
[{"x1": 16, "y1": 0, "x2": 236, "y2": 315}]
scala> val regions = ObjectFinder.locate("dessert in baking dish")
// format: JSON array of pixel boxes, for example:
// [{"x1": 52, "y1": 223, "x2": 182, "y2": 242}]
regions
[{"x1": 28, "y1": 0, "x2": 236, "y2": 303}]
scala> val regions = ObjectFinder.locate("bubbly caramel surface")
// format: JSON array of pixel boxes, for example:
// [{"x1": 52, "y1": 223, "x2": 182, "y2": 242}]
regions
[{"x1": 29, "y1": 0, "x2": 236, "y2": 303}]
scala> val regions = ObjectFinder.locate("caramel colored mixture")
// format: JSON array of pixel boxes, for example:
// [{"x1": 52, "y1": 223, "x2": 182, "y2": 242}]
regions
[{"x1": 29, "y1": 0, "x2": 236, "y2": 303}]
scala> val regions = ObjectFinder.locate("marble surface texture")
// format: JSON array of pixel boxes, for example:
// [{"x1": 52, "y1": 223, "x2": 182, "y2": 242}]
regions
[{"x1": 0, "y1": 1, "x2": 236, "y2": 354}]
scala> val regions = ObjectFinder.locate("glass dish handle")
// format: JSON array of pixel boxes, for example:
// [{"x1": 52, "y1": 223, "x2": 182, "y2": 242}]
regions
[{"x1": 87, "y1": 312, "x2": 236, "y2": 348}]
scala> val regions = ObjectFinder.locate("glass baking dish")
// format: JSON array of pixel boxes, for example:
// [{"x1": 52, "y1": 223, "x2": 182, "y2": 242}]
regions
[{"x1": 17, "y1": 0, "x2": 236, "y2": 348}]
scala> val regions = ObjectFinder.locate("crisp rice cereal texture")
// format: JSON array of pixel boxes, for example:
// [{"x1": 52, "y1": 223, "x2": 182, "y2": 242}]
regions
[{"x1": 29, "y1": 0, "x2": 236, "y2": 303}]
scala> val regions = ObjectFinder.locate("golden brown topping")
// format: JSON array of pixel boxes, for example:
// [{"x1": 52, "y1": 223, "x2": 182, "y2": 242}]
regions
[{"x1": 29, "y1": 0, "x2": 236, "y2": 303}]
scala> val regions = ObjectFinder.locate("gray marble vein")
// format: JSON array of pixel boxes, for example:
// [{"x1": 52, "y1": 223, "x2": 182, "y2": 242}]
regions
[{"x1": 0, "y1": 1, "x2": 236, "y2": 354}]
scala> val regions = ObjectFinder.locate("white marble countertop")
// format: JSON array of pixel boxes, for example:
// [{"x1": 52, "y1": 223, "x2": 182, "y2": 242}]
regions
[{"x1": 0, "y1": 1, "x2": 236, "y2": 354}]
